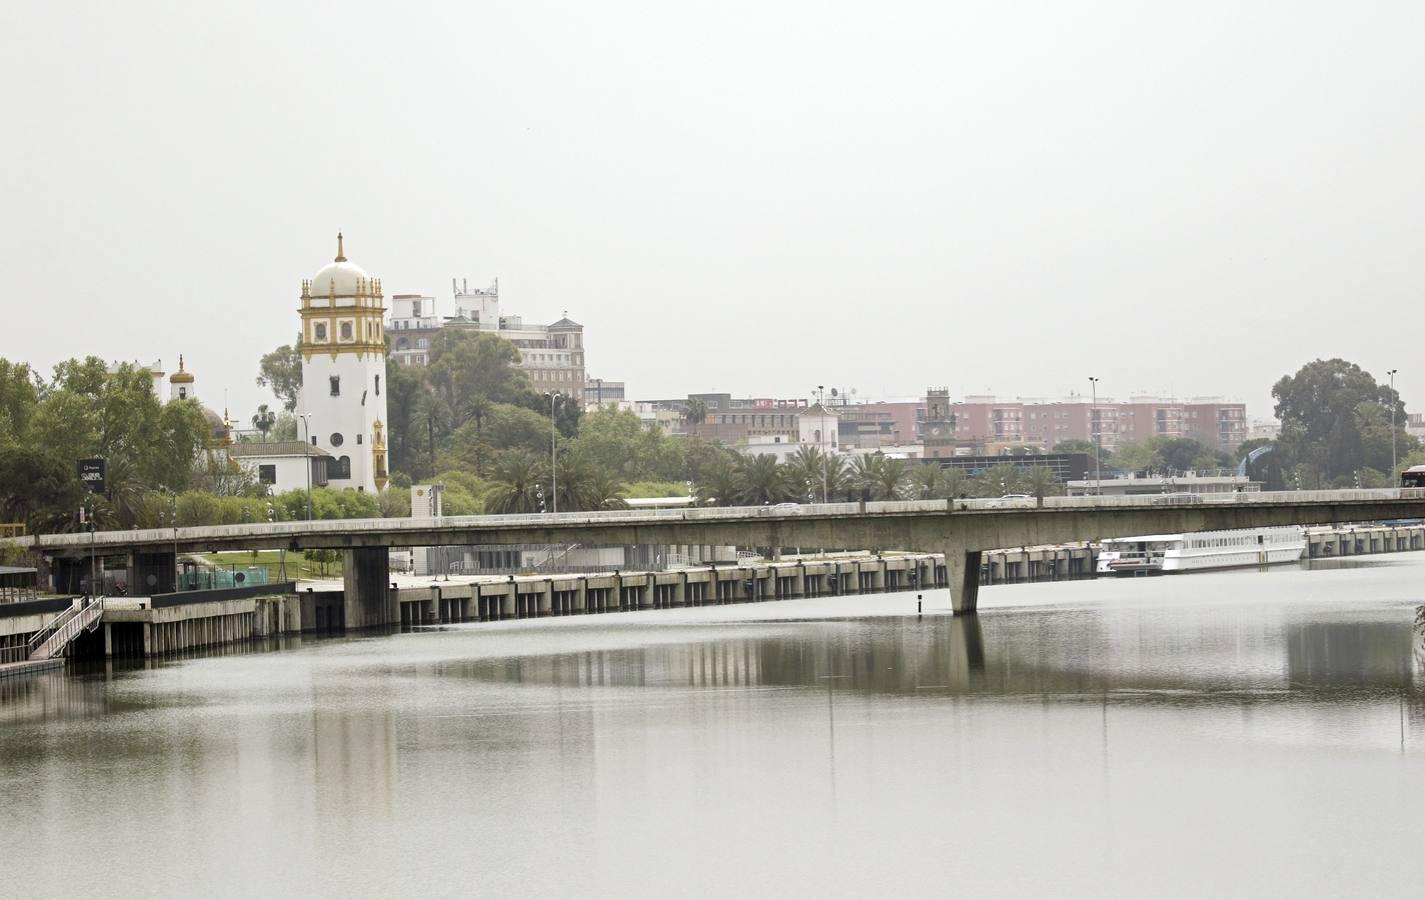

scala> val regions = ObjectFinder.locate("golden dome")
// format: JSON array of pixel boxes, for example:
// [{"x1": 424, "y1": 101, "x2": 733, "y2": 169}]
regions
[{"x1": 170, "y1": 354, "x2": 194, "y2": 384}]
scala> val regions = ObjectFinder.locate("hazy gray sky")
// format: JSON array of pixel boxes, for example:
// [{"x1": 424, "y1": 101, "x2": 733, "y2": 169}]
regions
[{"x1": 4, "y1": 1, "x2": 1422, "y2": 422}]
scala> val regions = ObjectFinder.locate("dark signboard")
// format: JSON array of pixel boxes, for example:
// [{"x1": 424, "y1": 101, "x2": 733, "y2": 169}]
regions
[{"x1": 78, "y1": 458, "x2": 107, "y2": 494}]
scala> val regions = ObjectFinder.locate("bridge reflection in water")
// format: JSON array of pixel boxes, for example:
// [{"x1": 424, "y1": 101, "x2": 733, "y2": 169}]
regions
[
  {"x1": 416, "y1": 604, "x2": 1425, "y2": 712},
  {"x1": 5, "y1": 577, "x2": 1425, "y2": 898}
]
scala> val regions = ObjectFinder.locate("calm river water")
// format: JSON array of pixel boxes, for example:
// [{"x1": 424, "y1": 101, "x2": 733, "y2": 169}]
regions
[{"x1": 4, "y1": 555, "x2": 1425, "y2": 898}]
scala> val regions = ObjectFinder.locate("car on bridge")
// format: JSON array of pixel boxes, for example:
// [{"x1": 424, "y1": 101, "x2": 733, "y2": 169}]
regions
[
  {"x1": 987, "y1": 494, "x2": 1034, "y2": 509},
  {"x1": 1151, "y1": 492, "x2": 1204, "y2": 507}
]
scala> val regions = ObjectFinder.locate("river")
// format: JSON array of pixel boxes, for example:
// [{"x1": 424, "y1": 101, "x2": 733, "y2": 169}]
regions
[{"x1": 3, "y1": 555, "x2": 1424, "y2": 898}]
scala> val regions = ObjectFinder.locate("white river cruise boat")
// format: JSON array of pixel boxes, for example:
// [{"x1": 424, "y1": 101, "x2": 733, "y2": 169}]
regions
[{"x1": 1096, "y1": 526, "x2": 1306, "y2": 576}]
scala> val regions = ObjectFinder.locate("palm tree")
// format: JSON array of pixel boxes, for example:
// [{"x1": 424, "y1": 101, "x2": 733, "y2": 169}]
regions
[
  {"x1": 685, "y1": 398, "x2": 707, "y2": 429},
  {"x1": 849, "y1": 454, "x2": 881, "y2": 499},
  {"x1": 784, "y1": 446, "x2": 826, "y2": 501},
  {"x1": 695, "y1": 457, "x2": 740, "y2": 507},
  {"x1": 736, "y1": 454, "x2": 787, "y2": 505},
  {"x1": 1026, "y1": 465, "x2": 1059, "y2": 504},
  {"x1": 552, "y1": 453, "x2": 594, "y2": 511},
  {"x1": 911, "y1": 463, "x2": 946, "y2": 500},
  {"x1": 585, "y1": 468, "x2": 629, "y2": 510},
  {"x1": 486, "y1": 450, "x2": 546, "y2": 513},
  {"x1": 251, "y1": 404, "x2": 276, "y2": 441}
]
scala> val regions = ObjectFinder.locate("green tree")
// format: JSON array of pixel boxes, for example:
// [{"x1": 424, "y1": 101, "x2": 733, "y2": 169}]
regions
[
  {"x1": 251, "y1": 404, "x2": 276, "y2": 439},
  {"x1": 0, "y1": 359, "x2": 38, "y2": 446},
  {"x1": 1273, "y1": 359, "x2": 1408, "y2": 481},
  {"x1": 685, "y1": 398, "x2": 707, "y2": 427},
  {"x1": 572, "y1": 407, "x2": 684, "y2": 482},
  {"x1": 256, "y1": 340, "x2": 303, "y2": 412},
  {"x1": 694, "y1": 456, "x2": 741, "y2": 507},
  {"x1": 735, "y1": 454, "x2": 787, "y2": 504},
  {"x1": 485, "y1": 450, "x2": 546, "y2": 514},
  {"x1": 849, "y1": 454, "x2": 909, "y2": 500}
]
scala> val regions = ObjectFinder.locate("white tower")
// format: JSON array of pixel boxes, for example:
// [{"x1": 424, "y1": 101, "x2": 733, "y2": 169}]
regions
[
  {"x1": 170, "y1": 355, "x2": 196, "y2": 402},
  {"x1": 298, "y1": 233, "x2": 390, "y2": 493}
]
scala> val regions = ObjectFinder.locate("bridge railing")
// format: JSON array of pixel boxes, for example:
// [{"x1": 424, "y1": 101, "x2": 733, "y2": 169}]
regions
[{"x1": 13, "y1": 489, "x2": 1417, "y2": 551}]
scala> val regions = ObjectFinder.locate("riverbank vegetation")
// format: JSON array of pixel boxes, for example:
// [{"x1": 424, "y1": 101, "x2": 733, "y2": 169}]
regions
[{"x1": 1, "y1": 347, "x2": 1415, "y2": 534}]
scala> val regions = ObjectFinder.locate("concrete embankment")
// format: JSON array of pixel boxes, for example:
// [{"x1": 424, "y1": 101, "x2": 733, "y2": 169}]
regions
[{"x1": 4, "y1": 523, "x2": 1422, "y2": 666}]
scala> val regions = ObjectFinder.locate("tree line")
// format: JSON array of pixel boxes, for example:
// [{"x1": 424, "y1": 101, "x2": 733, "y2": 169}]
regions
[{"x1": 2, "y1": 346, "x2": 1414, "y2": 537}]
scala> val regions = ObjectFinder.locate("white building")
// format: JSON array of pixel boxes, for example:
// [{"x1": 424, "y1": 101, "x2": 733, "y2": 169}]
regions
[
  {"x1": 798, "y1": 403, "x2": 840, "y2": 453},
  {"x1": 296, "y1": 234, "x2": 391, "y2": 493},
  {"x1": 387, "y1": 279, "x2": 585, "y2": 397},
  {"x1": 230, "y1": 441, "x2": 332, "y2": 495}
]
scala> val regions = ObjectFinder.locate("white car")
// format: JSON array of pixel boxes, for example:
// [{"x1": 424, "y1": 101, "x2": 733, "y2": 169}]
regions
[{"x1": 987, "y1": 494, "x2": 1034, "y2": 509}]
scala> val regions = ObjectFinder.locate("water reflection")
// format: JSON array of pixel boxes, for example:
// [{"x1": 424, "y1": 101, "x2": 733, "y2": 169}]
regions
[
  {"x1": 5, "y1": 569, "x2": 1425, "y2": 897},
  {"x1": 424, "y1": 610, "x2": 1425, "y2": 707}
]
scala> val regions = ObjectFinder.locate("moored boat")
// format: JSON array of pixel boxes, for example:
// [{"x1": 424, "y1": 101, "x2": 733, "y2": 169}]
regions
[{"x1": 1096, "y1": 526, "x2": 1306, "y2": 576}]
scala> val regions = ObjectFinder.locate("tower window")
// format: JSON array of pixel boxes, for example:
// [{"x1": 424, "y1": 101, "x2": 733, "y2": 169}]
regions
[
  {"x1": 330, "y1": 376, "x2": 340, "y2": 396},
  {"x1": 314, "y1": 322, "x2": 328, "y2": 342},
  {"x1": 178, "y1": 387, "x2": 187, "y2": 400},
  {"x1": 356, "y1": 434, "x2": 363, "y2": 445},
  {"x1": 375, "y1": 374, "x2": 380, "y2": 396},
  {"x1": 330, "y1": 432, "x2": 344, "y2": 447},
  {"x1": 340, "y1": 321, "x2": 353, "y2": 341}
]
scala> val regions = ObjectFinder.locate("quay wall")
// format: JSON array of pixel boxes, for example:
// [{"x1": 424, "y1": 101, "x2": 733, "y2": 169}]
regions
[{"x1": 5, "y1": 523, "x2": 1425, "y2": 662}]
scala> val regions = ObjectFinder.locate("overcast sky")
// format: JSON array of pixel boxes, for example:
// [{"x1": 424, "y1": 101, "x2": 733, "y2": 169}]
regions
[{"x1": 3, "y1": 1, "x2": 1422, "y2": 423}]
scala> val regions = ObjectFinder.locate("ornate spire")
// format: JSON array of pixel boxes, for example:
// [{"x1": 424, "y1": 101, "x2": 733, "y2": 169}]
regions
[
  {"x1": 178, "y1": 354, "x2": 185, "y2": 372},
  {"x1": 335, "y1": 232, "x2": 346, "y2": 262}
]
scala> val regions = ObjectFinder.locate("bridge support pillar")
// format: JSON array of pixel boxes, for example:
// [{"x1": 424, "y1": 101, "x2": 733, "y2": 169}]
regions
[
  {"x1": 343, "y1": 547, "x2": 393, "y2": 629},
  {"x1": 946, "y1": 548, "x2": 982, "y2": 615}
]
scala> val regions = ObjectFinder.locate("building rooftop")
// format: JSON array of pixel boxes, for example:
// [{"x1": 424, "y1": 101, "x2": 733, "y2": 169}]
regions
[{"x1": 230, "y1": 441, "x2": 332, "y2": 459}]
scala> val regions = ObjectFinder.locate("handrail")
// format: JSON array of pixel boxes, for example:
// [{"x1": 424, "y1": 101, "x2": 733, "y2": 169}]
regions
[
  {"x1": 27, "y1": 595, "x2": 103, "y2": 662},
  {"x1": 15, "y1": 488, "x2": 1425, "y2": 553},
  {"x1": 26, "y1": 600, "x2": 81, "y2": 654}
]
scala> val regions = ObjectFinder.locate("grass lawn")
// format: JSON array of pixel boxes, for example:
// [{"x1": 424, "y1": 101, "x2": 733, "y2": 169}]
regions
[{"x1": 200, "y1": 549, "x2": 344, "y2": 581}]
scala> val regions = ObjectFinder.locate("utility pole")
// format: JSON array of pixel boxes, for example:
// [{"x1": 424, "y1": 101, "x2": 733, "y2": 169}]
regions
[
  {"x1": 88, "y1": 496, "x2": 96, "y2": 597},
  {"x1": 816, "y1": 385, "x2": 829, "y2": 503},
  {"x1": 172, "y1": 489, "x2": 180, "y2": 592},
  {"x1": 546, "y1": 392, "x2": 561, "y2": 513},
  {"x1": 299, "y1": 412, "x2": 314, "y2": 520},
  {"x1": 1088, "y1": 376, "x2": 1102, "y2": 495},
  {"x1": 1388, "y1": 369, "x2": 1399, "y2": 480}
]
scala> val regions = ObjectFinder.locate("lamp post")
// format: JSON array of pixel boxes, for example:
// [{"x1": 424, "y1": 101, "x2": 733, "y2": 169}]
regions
[
  {"x1": 171, "y1": 489, "x2": 179, "y2": 592},
  {"x1": 87, "y1": 496, "x2": 97, "y2": 598},
  {"x1": 298, "y1": 412, "x2": 314, "y2": 520},
  {"x1": 545, "y1": 392, "x2": 561, "y2": 514},
  {"x1": 1088, "y1": 377, "x2": 1102, "y2": 495},
  {"x1": 816, "y1": 385, "x2": 829, "y2": 503},
  {"x1": 1388, "y1": 368, "x2": 1399, "y2": 479}
]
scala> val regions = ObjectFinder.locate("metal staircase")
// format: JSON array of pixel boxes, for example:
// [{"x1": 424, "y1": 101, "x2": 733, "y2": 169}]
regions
[{"x1": 27, "y1": 596, "x2": 104, "y2": 661}]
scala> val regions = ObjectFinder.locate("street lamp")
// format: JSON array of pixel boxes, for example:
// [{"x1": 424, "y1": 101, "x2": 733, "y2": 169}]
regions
[
  {"x1": 545, "y1": 392, "x2": 561, "y2": 513},
  {"x1": 298, "y1": 412, "x2": 314, "y2": 520},
  {"x1": 1088, "y1": 377, "x2": 1102, "y2": 496},
  {"x1": 815, "y1": 385, "x2": 829, "y2": 503},
  {"x1": 1388, "y1": 369, "x2": 1399, "y2": 480}
]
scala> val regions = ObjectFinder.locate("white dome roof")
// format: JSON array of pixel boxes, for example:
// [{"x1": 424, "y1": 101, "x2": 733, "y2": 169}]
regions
[
  {"x1": 307, "y1": 233, "x2": 374, "y2": 297},
  {"x1": 310, "y1": 259, "x2": 370, "y2": 297}
]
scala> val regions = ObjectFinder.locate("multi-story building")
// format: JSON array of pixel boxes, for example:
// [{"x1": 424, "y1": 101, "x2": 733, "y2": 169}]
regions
[
  {"x1": 917, "y1": 392, "x2": 1247, "y2": 456},
  {"x1": 387, "y1": 278, "x2": 585, "y2": 398},
  {"x1": 833, "y1": 400, "x2": 922, "y2": 449},
  {"x1": 585, "y1": 378, "x2": 625, "y2": 409}
]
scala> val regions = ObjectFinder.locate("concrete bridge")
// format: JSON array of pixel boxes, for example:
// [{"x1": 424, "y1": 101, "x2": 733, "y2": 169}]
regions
[{"x1": 10, "y1": 489, "x2": 1425, "y2": 621}]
